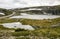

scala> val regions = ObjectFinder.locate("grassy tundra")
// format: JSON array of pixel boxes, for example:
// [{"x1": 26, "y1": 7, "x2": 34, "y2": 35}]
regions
[{"x1": 0, "y1": 18, "x2": 60, "y2": 39}]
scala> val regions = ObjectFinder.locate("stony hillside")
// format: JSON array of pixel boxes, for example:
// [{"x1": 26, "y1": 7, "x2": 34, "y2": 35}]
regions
[{"x1": 0, "y1": 8, "x2": 12, "y2": 17}]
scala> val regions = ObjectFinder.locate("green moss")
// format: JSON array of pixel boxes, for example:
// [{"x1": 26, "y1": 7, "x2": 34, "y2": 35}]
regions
[
  {"x1": 11, "y1": 31, "x2": 31, "y2": 36},
  {"x1": 19, "y1": 18, "x2": 60, "y2": 27}
]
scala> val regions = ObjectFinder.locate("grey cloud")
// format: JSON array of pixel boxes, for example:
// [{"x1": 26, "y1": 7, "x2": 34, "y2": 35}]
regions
[{"x1": 0, "y1": 0, "x2": 60, "y2": 9}]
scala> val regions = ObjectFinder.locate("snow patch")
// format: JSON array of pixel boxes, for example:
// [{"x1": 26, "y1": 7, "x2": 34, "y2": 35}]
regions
[
  {"x1": 2, "y1": 22, "x2": 35, "y2": 30},
  {"x1": 0, "y1": 12, "x2": 5, "y2": 15}
]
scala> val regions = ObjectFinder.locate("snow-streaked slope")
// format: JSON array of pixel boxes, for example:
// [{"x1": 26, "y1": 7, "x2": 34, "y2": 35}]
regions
[{"x1": 0, "y1": 0, "x2": 60, "y2": 9}]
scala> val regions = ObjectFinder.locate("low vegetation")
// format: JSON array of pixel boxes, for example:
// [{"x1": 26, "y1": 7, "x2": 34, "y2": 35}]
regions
[
  {"x1": 19, "y1": 18, "x2": 60, "y2": 27},
  {"x1": 0, "y1": 18, "x2": 60, "y2": 39}
]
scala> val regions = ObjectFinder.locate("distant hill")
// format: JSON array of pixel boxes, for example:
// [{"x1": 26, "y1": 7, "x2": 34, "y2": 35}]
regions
[
  {"x1": 11, "y1": 5, "x2": 60, "y2": 15},
  {"x1": 0, "y1": 5, "x2": 60, "y2": 17}
]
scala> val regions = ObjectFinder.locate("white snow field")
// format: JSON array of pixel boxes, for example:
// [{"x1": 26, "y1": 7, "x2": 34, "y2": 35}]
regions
[{"x1": 10, "y1": 13, "x2": 60, "y2": 20}]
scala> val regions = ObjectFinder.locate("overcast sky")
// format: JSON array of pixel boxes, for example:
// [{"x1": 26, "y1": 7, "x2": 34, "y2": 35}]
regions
[{"x1": 0, "y1": 0, "x2": 60, "y2": 9}]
